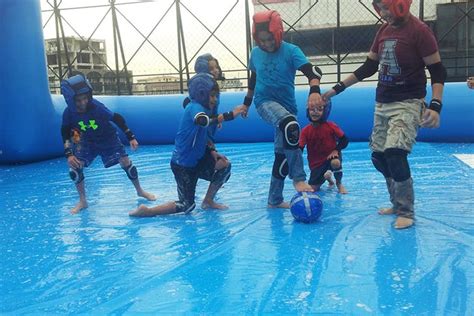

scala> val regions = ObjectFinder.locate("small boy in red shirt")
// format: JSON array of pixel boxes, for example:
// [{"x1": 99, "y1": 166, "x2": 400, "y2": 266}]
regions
[{"x1": 299, "y1": 102, "x2": 348, "y2": 194}]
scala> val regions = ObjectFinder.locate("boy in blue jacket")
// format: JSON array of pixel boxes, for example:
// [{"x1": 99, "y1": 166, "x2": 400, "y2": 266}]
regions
[
  {"x1": 61, "y1": 75, "x2": 155, "y2": 214},
  {"x1": 130, "y1": 73, "x2": 244, "y2": 216}
]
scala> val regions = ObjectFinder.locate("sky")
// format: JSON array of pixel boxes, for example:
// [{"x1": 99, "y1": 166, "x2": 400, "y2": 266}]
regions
[{"x1": 39, "y1": 0, "x2": 453, "y2": 80}]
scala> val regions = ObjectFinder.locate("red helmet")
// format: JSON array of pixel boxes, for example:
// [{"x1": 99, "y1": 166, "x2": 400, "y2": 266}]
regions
[
  {"x1": 372, "y1": 0, "x2": 412, "y2": 18},
  {"x1": 252, "y1": 10, "x2": 283, "y2": 50}
]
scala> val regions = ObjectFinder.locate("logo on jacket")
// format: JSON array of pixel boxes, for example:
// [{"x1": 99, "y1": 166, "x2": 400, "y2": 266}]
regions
[{"x1": 78, "y1": 120, "x2": 98, "y2": 131}]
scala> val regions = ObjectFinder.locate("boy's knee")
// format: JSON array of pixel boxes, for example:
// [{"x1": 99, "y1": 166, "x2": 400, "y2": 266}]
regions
[
  {"x1": 385, "y1": 148, "x2": 410, "y2": 182},
  {"x1": 212, "y1": 163, "x2": 231, "y2": 186},
  {"x1": 330, "y1": 158, "x2": 341, "y2": 169},
  {"x1": 215, "y1": 156, "x2": 229, "y2": 170},
  {"x1": 278, "y1": 115, "x2": 300, "y2": 149},
  {"x1": 69, "y1": 168, "x2": 84, "y2": 184}
]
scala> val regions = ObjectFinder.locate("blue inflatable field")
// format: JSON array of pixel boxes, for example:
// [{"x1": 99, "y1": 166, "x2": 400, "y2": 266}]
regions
[{"x1": 1, "y1": 0, "x2": 473, "y2": 314}]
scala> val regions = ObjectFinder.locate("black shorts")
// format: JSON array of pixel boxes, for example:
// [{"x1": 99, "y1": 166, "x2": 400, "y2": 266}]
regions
[
  {"x1": 171, "y1": 150, "x2": 216, "y2": 208},
  {"x1": 308, "y1": 154, "x2": 342, "y2": 186}
]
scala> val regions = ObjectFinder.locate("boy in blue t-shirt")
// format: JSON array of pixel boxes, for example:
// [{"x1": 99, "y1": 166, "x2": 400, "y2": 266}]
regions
[
  {"x1": 130, "y1": 73, "x2": 244, "y2": 217},
  {"x1": 241, "y1": 10, "x2": 325, "y2": 208},
  {"x1": 61, "y1": 75, "x2": 155, "y2": 214}
]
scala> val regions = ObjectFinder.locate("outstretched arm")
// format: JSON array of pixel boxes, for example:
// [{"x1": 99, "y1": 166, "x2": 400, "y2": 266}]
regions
[{"x1": 323, "y1": 51, "x2": 379, "y2": 100}]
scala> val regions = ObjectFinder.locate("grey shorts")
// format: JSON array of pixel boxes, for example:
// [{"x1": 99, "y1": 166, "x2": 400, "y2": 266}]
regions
[{"x1": 370, "y1": 99, "x2": 424, "y2": 153}]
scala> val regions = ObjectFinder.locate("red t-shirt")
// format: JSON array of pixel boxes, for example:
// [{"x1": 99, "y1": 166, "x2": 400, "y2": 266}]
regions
[
  {"x1": 370, "y1": 15, "x2": 438, "y2": 103},
  {"x1": 300, "y1": 121, "x2": 345, "y2": 169}
]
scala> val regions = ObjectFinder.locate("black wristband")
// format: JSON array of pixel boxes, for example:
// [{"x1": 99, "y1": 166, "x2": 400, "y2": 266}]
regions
[
  {"x1": 222, "y1": 111, "x2": 234, "y2": 121},
  {"x1": 428, "y1": 99, "x2": 442, "y2": 114},
  {"x1": 64, "y1": 147, "x2": 73, "y2": 158},
  {"x1": 125, "y1": 130, "x2": 136, "y2": 141},
  {"x1": 309, "y1": 85, "x2": 321, "y2": 95},
  {"x1": 332, "y1": 81, "x2": 346, "y2": 95},
  {"x1": 243, "y1": 96, "x2": 252, "y2": 107}
]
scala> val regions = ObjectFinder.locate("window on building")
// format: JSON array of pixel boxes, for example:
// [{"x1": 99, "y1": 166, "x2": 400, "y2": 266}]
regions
[{"x1": 77, "y1": 53, "x2": 90, "y2": 64}]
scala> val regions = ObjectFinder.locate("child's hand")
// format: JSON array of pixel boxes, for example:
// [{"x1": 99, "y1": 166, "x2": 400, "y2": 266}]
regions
[
  {"x1": 327, "y1": 150, "x2": 339, "y2": 160},
  {"x1": 322, "y1": 90, "x2": 335, "y2": 102},
  {"x1": 420, "y1": 108, "x2": 440, "y2": 128},
  {"x1": 233, "y1": 105, "x2": 246, "y2": 117},
  {"x1": 467, "y1": 77, "x2": 474, "y2": 89},
  {"x1": 129, "y1": 139, "x2": 139, "y2": 151},
  {"x1": 67, "y1": 155, "x2": 82, "y2": 169},
  {"x1": 241, "y1": 105, "x2": 250, "y2": 118}
]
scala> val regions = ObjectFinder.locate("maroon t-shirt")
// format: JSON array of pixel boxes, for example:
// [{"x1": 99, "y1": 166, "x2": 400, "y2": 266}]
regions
[
  {"x1": 300, "y1": 121, "x2": 345, "y2": 170},
  {"x1": 370, "y1": 15, "x2": 438, "y2": 103}
]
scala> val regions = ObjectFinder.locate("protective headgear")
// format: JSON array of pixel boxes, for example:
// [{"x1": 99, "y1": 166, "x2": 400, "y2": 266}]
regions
[
  {"x1": 61, "y1": 74, "x2": 93, "y2": 108},
  {"x1": 307, "y1": 99, "x2": 332, "y2": 123},
  {"x1": 188, "y1": 73, "x2": 219, "y2": 109},
  {"x1": 372, "y1": 0, "x2": 412, "y2": 18},
  {"x1": 194, "y1": 53, "x2": 224, "y2": 80},
  {"x1": 252, "y1": 10, "x2": 283, "y2": 50}
]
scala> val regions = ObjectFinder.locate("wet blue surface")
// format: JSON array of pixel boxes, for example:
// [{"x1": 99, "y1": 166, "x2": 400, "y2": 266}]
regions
[{"x1": 1, "y1": 142, "x2": 473, "y2": 314}]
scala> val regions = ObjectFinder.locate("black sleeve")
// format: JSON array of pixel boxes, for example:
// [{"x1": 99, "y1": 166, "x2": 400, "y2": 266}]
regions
[
  {"x1": 112, "y1": 113, "x2": 135, "y2": 141},
  {"x1": 248, "y1": 71, "x2": 256, "y2": 90},
  {"x1": 353, "y1": 57, "x2": 379, "y2": 81},
  {"x1": 61, "y1": 125, "x2": 71, "y2": 144},
  {"x1": 183, "y1": 97, "x2": 191, "y2": 108},
  {"x1": 335, "y1": 135, "x2": 349, "y2": 151}
]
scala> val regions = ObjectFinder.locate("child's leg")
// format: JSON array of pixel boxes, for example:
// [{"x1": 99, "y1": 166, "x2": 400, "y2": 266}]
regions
[
  {"x1": 130, "y1": 163, "x2": 198, "y2": 217},
  {"x1": 267, "y1": 152, "x2": 289, "y2": 208},
  {"x1": 256, "y1": 101, "x2": 312, "y2": 193},
  {"x1": 308, "y1": 165, "x2": 326, "y2": 192},
  {"x1": 129, "y1": 201, "x2": 177, "y2": 217},
  {"x1": 119, "y1": 157, "x2": 156, "y2": 201},
  {"x1": 330, "y1": 158, "x2": 347, "y2": 194},
  {"x1": 199, "y1": 153, "x2": 231, "y2": 210},
  {"x1": 323, "y1": 170, "x2": 335, "y2": 187},
  {"x1": 71, "y1": 175, "x2": 88, "y2": 214}
]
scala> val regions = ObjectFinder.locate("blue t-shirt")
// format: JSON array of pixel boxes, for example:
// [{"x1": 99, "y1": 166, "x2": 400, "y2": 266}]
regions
[
  {"x1": 171, "y1": 102, "x2": 211, "y2": 168},
  {"x1": 249, "y1": 41, "x2": 308, "y2": 113},
  {"x1": 62, "y1": 100, "x2": 117, "y2": 143}
]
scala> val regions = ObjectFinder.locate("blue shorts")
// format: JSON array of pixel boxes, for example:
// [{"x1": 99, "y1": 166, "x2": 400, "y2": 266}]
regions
[{"x1": 74, "y1": 136, "x2": 127, "y2": 168}]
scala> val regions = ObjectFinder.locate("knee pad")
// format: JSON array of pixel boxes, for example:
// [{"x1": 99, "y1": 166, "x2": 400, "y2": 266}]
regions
[
  {"x1": 371, "y1": 152, "x2": 391, "y2": 178},
  {"x1": 385, "y1": 148, "x2": 411, "y2": 182},
  {"x1": 212, "y1": 163, "x2": 231, "y2": 186},
  {"x1": 175, "y1": 201, "x2": 196, "y2": 214},
  {"x1": 123, "y1": 163, "x2": 138, "y2": 180},
  {"x1": 278, "y1": 115, "x2": 300, "y2": 149},
  {"x1": 69, "y1": 168, "x2": 84, "y2": 184},
  {"x1": 272, "y1": 153, "x2": 289, "y2": 180}
]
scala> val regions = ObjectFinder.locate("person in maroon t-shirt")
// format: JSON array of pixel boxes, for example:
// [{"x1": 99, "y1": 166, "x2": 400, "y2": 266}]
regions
[
  {"x1": 323, "y1": 0, "x2": 447, "y2": 229},
  {"x1": 299, "y1": 102, "x2": 349, "y2": 194}
]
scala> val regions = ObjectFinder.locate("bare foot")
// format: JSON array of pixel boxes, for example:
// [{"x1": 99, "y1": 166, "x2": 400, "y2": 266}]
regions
[
  {"x1": 201, "y1": 200, "x2": 229, "y2": 210},
  {"x1": 71, "y1": 200, "x2": 88, "y2": 214},
  {"x1": 394, "y1": 216, "x2": 414, "y2": 229},
  {"x1": 267, "y1": 201, "x2": 290, "y2": 209},
  {"x1": 378, "y1": 207, "x2": 396, "y2": 215},
  {"x1": 129, "y1": 204, "x2": 151, "y2": 217},
  {"x1": 324, "y1": 170, "x2": 335, "y2": 187},
  {"x1": 293, "y1": 181, "x2": 314, "y2": 192},
  {"x1": 137, "y1": 190, "x2": 156, "y2": 201},
  {"x1": 337, "y1": 183, "x2": 348, "y2": 194}
]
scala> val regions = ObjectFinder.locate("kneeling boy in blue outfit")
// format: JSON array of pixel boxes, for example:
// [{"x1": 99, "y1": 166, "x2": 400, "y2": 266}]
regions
[
  {"x1": 61, "y1": 75, "x2": 156, "y2": 214},
  {"x1": 130, "y1": 73, "x2": 244, "y2": 217}
]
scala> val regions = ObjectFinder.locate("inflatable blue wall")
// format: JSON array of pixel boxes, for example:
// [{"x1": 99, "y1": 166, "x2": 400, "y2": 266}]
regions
[{"x1": 1, "y1": 0, "x2": 473, "y2": 164}]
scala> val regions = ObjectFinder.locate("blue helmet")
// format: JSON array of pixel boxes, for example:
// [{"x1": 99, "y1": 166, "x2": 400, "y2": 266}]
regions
[
  {"x1": 194, "y1": 53, "x2": 224, "y2": 80},
  {"x1": 61, "y1": 74, "x2": 93, "y2": 108},
  {"x1": 188, "y1": 73, "x2": 218, "y2": 109},
  {"x1": 307, "y1": 99, "x2": 332, "y2": 123}
]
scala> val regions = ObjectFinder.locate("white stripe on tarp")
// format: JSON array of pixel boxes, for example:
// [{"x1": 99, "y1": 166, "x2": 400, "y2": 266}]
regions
[{"x1": 453, "y1": 154, "x2": 474, "y2": 168}]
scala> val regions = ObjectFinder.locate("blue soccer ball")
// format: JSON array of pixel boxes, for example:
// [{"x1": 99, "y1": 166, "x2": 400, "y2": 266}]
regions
[{"x1": 290, "y1": 192, "x2": 323, "y2": 223}]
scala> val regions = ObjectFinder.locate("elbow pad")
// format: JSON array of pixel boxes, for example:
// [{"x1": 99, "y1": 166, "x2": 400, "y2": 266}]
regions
[
  {"x1": 194, "y1": 112, "x2": 210, "y2": 127},
  {"x1": 353, "y1": 57, "x2": 379, "y2": 81},
  {"x1": 427, "y1": 62, "x2": 447, "y2": 85},
  {"x1": 299, "y1": 63, "x2": 323, "y2": 81}
]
